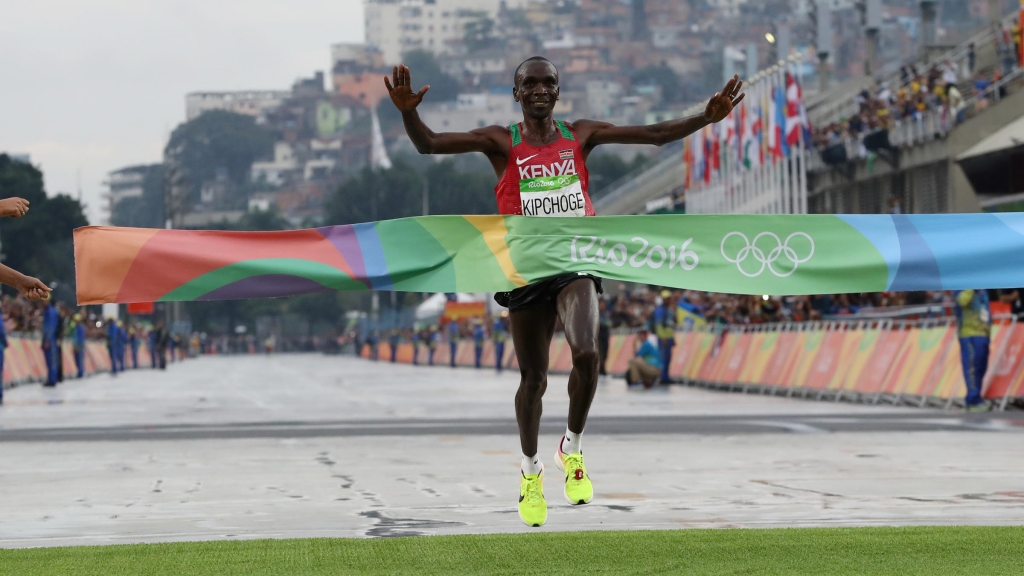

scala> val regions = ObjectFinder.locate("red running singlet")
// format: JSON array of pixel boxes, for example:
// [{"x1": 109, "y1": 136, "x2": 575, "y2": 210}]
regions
[{"x1": 493, "y1": 120, "x2": 595, "y2": 217}]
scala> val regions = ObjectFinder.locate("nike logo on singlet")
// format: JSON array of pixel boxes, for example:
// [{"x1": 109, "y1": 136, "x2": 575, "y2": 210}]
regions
[{"x1": 516, "y1": 154, "x2": 539, "y2": 165}]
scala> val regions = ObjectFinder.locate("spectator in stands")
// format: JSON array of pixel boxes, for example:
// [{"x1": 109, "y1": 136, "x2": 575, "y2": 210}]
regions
[
  {"x1": 954, "y1": 289, "x2": 992, "y2": 412},
  {"x1": 1000, "y1": 288, "x2": 1024, "y2": 317},
  {"x1": 626, "y1": 327, "x2": 661, "y2": 389}
]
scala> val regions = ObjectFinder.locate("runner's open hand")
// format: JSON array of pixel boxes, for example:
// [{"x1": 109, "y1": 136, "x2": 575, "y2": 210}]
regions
[
  {"x1": 385, "y1": 65, "x2": 430, "y2": 112},
  {"x1": 0, "y1": 197, "x2": 30, "y2": 218},
  {"x1": 704, "y1": 75, "x2": 745, "y2": 123}
]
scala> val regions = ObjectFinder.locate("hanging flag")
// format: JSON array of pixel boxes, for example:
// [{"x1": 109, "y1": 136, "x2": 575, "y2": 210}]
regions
[
  {"x1": 776, "y1": 84, "x2": 791, "y2": 157},
  {"x1": 1019, "y1": 0, "x2": 1024, "y2": 67},
  {"x1": 74, "y1": 213, "x2": 1024, "y2": 302},
  {"x1": 785, "y1": 71, "x2": 802, "y2": 147}
]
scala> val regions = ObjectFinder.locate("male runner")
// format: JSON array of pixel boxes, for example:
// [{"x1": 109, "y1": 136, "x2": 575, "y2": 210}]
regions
[{"x1": 386, "y1": 57, "x2": 742, "y2": 527}]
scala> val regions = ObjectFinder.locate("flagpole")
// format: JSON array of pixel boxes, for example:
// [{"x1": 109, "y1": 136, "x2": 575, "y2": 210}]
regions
[{"x1": 794, "y1": 57, "x2": 808, "y2": 214}]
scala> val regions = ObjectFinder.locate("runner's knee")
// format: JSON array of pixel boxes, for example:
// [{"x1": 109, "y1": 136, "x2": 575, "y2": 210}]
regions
[
  {"x1": 571, "y1": 345, "x2": 599, "y2": 373},
  {"x1": 518, "y1": 372, "x2": 547, "y2": 401}
]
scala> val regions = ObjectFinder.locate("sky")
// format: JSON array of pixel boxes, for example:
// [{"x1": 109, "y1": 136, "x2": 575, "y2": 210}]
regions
[{"x1": 0, "y1": 0, "x2": 365, "y2": 223}]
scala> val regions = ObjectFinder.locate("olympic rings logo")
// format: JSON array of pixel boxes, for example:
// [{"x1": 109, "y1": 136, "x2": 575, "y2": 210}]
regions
[{"x1": 720, "y1": 232, "x2": 815, "y2": 278}]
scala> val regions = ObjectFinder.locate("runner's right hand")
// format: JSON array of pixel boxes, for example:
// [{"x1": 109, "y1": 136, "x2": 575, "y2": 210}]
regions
[{"x1": 385, "y1": 65, "x2": 430, "y2": 112}]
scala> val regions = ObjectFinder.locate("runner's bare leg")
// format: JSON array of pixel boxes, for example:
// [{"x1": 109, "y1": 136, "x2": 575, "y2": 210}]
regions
[
  {"x1": 557, "y1": 279, "x2": 600, "y2": 434},
  {"x1": 511, "y1": 305, "x2": 557, "y2": 457}
]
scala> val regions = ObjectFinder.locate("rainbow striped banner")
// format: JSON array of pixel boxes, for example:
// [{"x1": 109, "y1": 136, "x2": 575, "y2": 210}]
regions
[{"x1": 75, "y1": 213, "x2": 1024, "y2": 304}]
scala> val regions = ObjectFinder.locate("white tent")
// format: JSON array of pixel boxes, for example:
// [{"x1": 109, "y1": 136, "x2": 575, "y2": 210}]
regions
[{"x1": 415, "y1": 293, "x2": 495, "y2": 321}]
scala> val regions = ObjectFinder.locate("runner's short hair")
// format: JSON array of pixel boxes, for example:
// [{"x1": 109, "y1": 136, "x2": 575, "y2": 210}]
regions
[{"x1": 514, "y1": 56, "x2": 557, "y2": 84}]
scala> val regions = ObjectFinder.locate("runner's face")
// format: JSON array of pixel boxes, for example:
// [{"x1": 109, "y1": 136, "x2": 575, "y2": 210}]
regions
[{"x1": 514, "y1": 61, "x2": 559, "y2": 120}]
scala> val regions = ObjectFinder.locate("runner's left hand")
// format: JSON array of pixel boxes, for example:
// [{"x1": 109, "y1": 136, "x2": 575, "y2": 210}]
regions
[{"x1": 704, "y1": 75, "x2": 745, "y2": 123}]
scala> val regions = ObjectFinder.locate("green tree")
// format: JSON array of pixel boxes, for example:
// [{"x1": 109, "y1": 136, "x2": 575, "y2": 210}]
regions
[
  {"x1": 425, "y1": 159, "x2": 497, "y2": 215},
  {"x1": 0, "y1": 154, "x2": 89, "y2": 303},
  {"x1": 586, "y1": 152, "x2": 652, "y2": 197},
  {"x1": 400, "y1": 50, "x2": 461, "y2": 102},
  {"x1": 326, "y1": 159, "x2": 499, "y2": 225},
  {"x1": 165, "y1": 110, "x2": 274, "y2": 205}
]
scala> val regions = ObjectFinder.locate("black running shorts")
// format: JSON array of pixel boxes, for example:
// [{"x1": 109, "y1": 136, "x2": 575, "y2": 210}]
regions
[{"x1": 493, "y1": 272, "x2": 603, "y2": 312}]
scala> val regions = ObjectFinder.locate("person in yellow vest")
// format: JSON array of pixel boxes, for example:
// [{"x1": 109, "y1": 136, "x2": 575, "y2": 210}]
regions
[{"x1": 955, "y1": 289, "x2": 992, "y2": 412}]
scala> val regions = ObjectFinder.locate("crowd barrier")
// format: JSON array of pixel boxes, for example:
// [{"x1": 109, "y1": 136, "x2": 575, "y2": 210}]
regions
[
  {"x1": 1, "y1": 335, "x2": 159, "y2": 388},
  {"x1": 361, "y1": 316, "x2": 1024, "y2": 411}
]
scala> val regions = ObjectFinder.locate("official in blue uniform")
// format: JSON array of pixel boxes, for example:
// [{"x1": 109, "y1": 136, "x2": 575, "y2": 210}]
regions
[
  {"x1": 148, "y1": 328, "x2": 158, "y2": 368},
  {"x1": 0, "y1": 306, "x2": 7, "y2": 404},
  {"x1": 473, "y1": 321, "x2": 485, "y2": 369},
  {"x1": 128, "y1": 326, "x2": 139, "y2": 369},
  {"x1": 106, "y1": 319, "x2": 120, "y2": 375},
  {"x1": 42, "y1": 301, "x2": 60, "y2": 386},
  {"x1": 652, "y1": 291, "x2": 677, "y2": 383},
  {"x1": 72, "y1": 314, "x2": 86, "y2": 378},
  {"x1": 389, "y1": 331, "x2": 400, "y2": 363},
  {"x1": 493, "y1": 317, "x2": 508, "y2": 373},
  {"x1": 118, "y1": 322, "x2": 128, "y2": 371},
  {"x1": 448, "y1": 321, "x2": 459, "y2": 367}
]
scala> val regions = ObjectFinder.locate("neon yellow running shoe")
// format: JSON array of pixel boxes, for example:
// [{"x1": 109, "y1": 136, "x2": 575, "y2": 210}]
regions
[
  {"x1": 518, "y1": 469, "x2": 547, "y2": 527},
  {"x1": 555, "y1": 441, "x2": 593, "y2": 505}
]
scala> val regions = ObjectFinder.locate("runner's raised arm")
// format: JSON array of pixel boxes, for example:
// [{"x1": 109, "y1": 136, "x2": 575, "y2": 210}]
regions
[
  {"x1": 572, "y1": 75, "x2": 745, "y2": 150},
  {"x1": 385, "y1": 65, "x2": 508, "y2": 157}
]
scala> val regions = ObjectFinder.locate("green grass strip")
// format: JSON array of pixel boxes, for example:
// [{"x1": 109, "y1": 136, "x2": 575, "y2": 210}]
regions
[{"x1": 2, "y1": 526, "x2": 1021, "y2": 576}]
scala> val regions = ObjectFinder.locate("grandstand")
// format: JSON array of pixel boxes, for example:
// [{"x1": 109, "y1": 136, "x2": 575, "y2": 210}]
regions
[{"x1": 593, "y1": 10, "x2": 1024, "y2": 218}]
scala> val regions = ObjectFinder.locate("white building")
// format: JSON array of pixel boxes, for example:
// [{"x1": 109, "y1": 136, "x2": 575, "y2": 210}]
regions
[
  {"x1": 105, "y1": 164, "x2": 158, "y2": 221},
  {"x1": 250, "y1": 142, "x2": 299, "y2": 187},
  {"x1": 185, "y1": 91, "x2": 290, "y2": 122},
  {"x1": 365, "y1": 0, "x2": 527, "y2": 64}
]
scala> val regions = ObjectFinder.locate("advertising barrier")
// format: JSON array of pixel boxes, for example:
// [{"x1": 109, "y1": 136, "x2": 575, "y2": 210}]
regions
[
  {"x1": 361, "y1": 315, "x2": 1024, "y2": 410},
  {"x1": 1, "y1": 335, "x2": 158, "y2": 389}
]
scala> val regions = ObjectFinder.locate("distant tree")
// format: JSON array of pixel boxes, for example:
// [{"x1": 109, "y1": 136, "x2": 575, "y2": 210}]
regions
[
  {"x1": 326, "y1": 160, "x2": 426, "y2": 225},
  {"x1": 165, "y1": 110, "x2": 274, "y2": 205},
  {"x1": 326, "y1": 159, "x2": 499, "y2": 225},
  {"x1": 632, "y1": 64, "x2": 683, "y2": 104},
  {"x1": 586, "y1": 152, "x2": 652, "y2": 197},
  {"x1": 425, "y1": 159, "x2": 497, "y2": 215},
  {"x1": 400, "y1": 50, "x2": 461, "y2": 102},
  {"x1": 0, "y1": 154, "x2": 89, "y2": 303}
]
